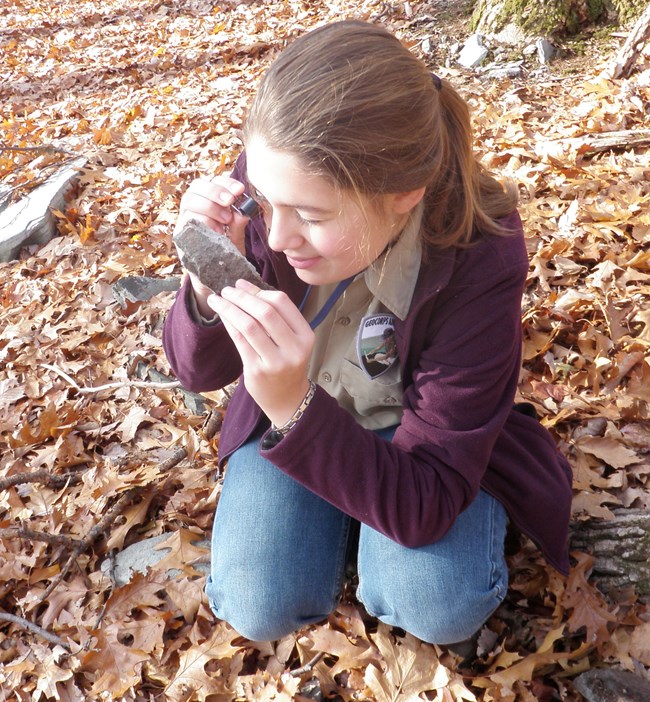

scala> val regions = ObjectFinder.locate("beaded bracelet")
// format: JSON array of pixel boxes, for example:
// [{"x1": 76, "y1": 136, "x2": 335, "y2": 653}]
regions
[{"x1": 270, "y1": 379, "x2": 316, "y2": 437}]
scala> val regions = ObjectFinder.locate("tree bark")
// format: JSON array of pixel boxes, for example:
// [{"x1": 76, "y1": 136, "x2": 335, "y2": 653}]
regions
[
  {"x1": 570, "y1": 509, "x2": 650, "y2": 598},
  {"x1": 471, "y1": 0, "x2": 644, "y2": 40},
  {"x1": 574, "y1": 668, "x2": 650, "y2": 702},
  {"x1": 606, "y1": 3, "x2": 650, "y2": 78}
]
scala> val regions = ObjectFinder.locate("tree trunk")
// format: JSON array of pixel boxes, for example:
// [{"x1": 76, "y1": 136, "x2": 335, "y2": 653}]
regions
[
  {"x1": 606, "y1": 3, "x2": 650, "y2": 78},
  {"x1": 575, "y1": 669, "x2": 650, "y2": 702},
  {"x1": 471, "y1": 0, "x2": 645, "y2": 40},
  {"x1": 570, "y1": 509, "x2": 650, "y2": 598}
]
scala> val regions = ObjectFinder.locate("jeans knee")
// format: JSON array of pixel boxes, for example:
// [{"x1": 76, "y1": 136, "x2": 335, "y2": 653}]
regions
[
  {"x1": 358, "y1": 576, "x2": 507, "y2": 645},
  {"x1": 206, "y1": 573, "x2": 288, "y2": 641},
  {"x1": 357, "y1": 491, "x2": 509, "y2": 644},
  {"x1": 206, "y1": 569, "x2": 338, "y2": 641}
]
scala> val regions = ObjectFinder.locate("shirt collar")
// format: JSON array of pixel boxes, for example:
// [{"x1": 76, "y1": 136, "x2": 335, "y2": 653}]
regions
[{"x1": 364, "y1": 202, "x2": 423, "y2": 320}]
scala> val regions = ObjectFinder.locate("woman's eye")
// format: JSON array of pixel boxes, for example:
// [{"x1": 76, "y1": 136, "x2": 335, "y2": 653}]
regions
[{"x1": 296, "y1": 212, "x2": 321, "y2": 226}]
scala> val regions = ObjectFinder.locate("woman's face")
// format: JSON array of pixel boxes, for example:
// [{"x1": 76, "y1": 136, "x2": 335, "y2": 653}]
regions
[{"x1": 245, "y1": 139, "x2": 418, "y2": 286}]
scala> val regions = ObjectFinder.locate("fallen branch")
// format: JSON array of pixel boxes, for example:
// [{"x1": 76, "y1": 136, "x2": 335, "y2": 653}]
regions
[
  {"x1": 42, "y1": 364, "x2": 181, "y2": 394},
  {"x1": 0, "y1": 611, "x2": 71, "y2": 651},
  {"x1": 541, "y1": 129, "x2": 650, "y2": 160},
  {"x1": 41, "y1": 487, "x2": 140, "y2": 599},
  {"x1": 0, "y1": 144, "x2": 76, "y2": 156},
  {"x1": 135, "y1": 361, "x2": 209, "y2": 415},
  {"x1": 0, "y1": 469, "x2": 85, "y2": 492},
  {"x1": 605, "y1": 4, "x2": 650, "y2": 79},
  {"x1": 0, "y1": 527, "x2": 80, "y2": 549},
  {"x1": 204, "y1": 408, "x2": 223, "y2": 440},
  {"x1": 159, "y1": 447, "x2": 189, "y2": 472},
  {"x1": 290, "y1": 651, "x2": 326, "y2": 677}
]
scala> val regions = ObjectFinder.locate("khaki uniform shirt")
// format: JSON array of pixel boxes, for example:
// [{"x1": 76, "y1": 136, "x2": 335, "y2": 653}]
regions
[
  {"x1": 302, "y1": 205, "x2": 422, "y2": 430},
  {"x1": 191, "y1": 206, "x2": 423, "y2": 431}
]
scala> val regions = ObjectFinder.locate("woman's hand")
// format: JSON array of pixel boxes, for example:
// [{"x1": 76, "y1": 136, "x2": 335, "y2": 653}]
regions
[
  {"x1": 207, "y1": 279, "x2": 315, "y2": 427},
  {"x1": 175, "y1": 176, "x2": 251, "y2": 316}
]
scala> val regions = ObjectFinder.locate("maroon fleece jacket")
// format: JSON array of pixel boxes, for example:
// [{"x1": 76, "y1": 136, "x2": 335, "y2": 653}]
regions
[{"x1": 163, "y1": 155, "x2": 573, "y2": 574}]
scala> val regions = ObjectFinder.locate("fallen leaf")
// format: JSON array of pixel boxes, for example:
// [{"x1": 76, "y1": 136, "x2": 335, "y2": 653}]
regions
[{"x1": 576, "y1": 436, "x2": 640, "y2": 468}]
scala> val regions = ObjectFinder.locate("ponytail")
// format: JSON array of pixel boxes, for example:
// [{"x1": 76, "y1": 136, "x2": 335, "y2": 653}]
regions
[{"x1": 421, "y1": 79, "x2": 519, "y2": 249}]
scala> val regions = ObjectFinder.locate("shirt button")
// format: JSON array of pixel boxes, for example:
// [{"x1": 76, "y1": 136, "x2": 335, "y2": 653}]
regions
[
  {"x1": 322, "y1": 372, "x2": 332, "y2": 383},
  {"x1": 337, "y1": 316, "x2": 351, "y2": 326}
]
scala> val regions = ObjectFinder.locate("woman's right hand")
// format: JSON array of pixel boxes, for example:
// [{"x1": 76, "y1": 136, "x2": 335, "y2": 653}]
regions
[{"x1": 174, "y1": 176, "x2": 252, "y2": 316}]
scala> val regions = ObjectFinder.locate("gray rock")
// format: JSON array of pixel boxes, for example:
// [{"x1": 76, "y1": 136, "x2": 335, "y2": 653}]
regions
[
  {"x1": 537, "y1": 38, "x2": 555, "y2": 64},
  {"x1": 574, "y1": 668, "x2": 650, "y2": 702},
  {"x1": 134, "y1": 361, "x2": 210, "y2": 415},
  {"x1": 523, "y1": 43, "x2": 538, "y2": 56},
  {"x1": 0, "y1": 156, "x2": 86, "y2": 262},
  {"x1": 100, "y1": 533, "x2": 210, "y2": 586},
  {"x1": 485, "y1": 61, "x2": 525, "y2": 79},
  {"x1": 458, "y1": 34, "x2": 489, "y2": 69},
  {"x1": 0, "y1": 185, "x2": 11, "y2": 215},
  {"x1": 112, "y1": 275, "x2": 181, "y2": 307},
  {"x1": 173, "y1": 219, "x2": 273, "y2": 294},
  {"x1": 176, "y1": 391, "x2": 209, "y2": 416}
]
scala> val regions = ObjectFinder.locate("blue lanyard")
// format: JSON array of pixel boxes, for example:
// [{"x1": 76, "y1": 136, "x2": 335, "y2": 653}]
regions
[{"x1": 299, "y1": 275, "x2": 356, "y2": 330}]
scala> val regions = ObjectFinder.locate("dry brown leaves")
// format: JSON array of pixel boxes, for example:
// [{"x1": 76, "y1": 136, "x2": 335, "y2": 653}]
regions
[{"x1": 1, "y1": 0, "x2": 649, "y2": 700}]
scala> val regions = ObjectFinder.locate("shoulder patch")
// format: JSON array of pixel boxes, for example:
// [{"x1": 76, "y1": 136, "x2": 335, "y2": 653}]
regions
[{"x1": 357, "y1": 314, "x2": 399, "y2": 379}]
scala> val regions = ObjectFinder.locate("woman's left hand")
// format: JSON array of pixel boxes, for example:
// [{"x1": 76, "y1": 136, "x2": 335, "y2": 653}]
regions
[{"x1": 207, "y1": 279, "x2": 315, "y2": 427}]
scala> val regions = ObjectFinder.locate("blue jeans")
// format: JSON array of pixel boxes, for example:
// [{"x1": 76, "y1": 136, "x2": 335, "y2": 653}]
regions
[{"x1": 206, "y1": 427, "x2": 508, "y2": 644}]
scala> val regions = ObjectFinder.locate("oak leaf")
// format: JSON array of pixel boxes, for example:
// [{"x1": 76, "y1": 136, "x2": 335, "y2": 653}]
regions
[
  {"x1": 303, "y1": 626, "x2": 378, "y2": 676},
  {"x1": 628, "y1": 621, "x2": 650, "y2": 665},
  {"x1": 562, "y1": 552, "x2": 618, "y2": 644},
  {"x1": 365, "y1": 624, "x2": 446, "y2": 702},
  {"x1": 165, "y1": 625, "x2": 241, "y2": 702},
  {"x1": 152, "y1": 528, "x2": 210, "y2": 577},
  {"x1": 83, "y1": 623, "x2": 149, "y2": 697},
  {"x1": 117, "y1": 405, "x2": 155, "y2": 442},
  {"x1": 32, "y1": 645, "x2": 75, "y2": 702},
  {"x1": 102, "y1": 572, "x2": 166, "y2": 622}
]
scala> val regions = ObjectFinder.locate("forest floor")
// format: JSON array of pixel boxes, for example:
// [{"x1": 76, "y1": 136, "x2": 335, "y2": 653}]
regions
[{"x1": 1, "y1": 0, "x2": 649, "y2": 700}]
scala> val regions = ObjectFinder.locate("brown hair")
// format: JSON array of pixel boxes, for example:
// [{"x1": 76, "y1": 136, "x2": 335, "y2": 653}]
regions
[{"x1": 244, "y1": 20, "x2": 518, "y2": 249}]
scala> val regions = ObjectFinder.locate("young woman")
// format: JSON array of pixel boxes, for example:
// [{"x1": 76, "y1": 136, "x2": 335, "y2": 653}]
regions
[{"x1": 163, "y1": 20, "x2": 572, "y2": 646}]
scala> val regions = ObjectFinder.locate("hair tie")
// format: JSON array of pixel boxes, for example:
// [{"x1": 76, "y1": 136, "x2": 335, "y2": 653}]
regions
[{"x1": 431, "y1": 72, "x2": 442, "y2": 90}]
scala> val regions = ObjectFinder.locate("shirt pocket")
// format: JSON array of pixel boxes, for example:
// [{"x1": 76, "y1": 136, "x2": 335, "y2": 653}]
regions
[{"x1": 340, "y1": 359, "x2": 403, "y2": 418}]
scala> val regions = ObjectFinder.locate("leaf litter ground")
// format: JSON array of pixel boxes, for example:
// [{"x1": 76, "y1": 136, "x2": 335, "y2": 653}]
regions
[{"x1": 1, "y1": 0, "x2": 649, "y2": 700}]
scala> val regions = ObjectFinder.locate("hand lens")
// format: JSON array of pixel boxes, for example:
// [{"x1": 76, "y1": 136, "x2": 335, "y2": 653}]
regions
[{"x1": 232, "y1": 195, "x2": 261, "y2": 219}]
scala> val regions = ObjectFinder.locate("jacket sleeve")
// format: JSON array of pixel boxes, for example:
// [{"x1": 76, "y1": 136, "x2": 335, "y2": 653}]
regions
[
  {"x1": 259, "y1": 237, "x2": 528, "y2": 547},
  {"x1": 162, "y1": 278, "x2": 243, "y2": 392},
  {"x1": 162, "y1": 153, "x2": 263, "y2": 392}
]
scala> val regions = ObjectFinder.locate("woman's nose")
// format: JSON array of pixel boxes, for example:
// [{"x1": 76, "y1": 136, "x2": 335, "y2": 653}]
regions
[{"x1": 266, "y1": 211, "x2": 304, "y2": 252}]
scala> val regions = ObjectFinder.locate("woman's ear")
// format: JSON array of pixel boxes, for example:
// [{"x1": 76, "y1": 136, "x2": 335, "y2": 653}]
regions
[{"x1": 389, "y1": 186, "x2": 426, "y2": 214}]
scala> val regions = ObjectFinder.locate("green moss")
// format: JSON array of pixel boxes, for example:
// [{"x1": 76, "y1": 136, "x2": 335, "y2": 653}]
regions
[
  {"x1": 609, "y1": 0, "x2": 647, "y2": 22},
  {"x1": 471, "y1": 0, "x2": 610, "y2": 38}
]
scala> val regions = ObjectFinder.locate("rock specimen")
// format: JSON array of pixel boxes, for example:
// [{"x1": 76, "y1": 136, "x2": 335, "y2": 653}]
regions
[{"x1": 173, "y1": 219, "x2": 273, "y2": 294}]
